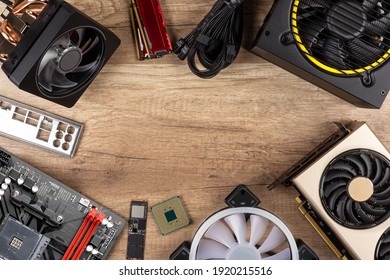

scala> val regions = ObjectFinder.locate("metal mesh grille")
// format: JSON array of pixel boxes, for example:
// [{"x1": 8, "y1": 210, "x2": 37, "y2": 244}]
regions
[{"x1": 292, "y1": 0, "x2": 390, "y2": 76}]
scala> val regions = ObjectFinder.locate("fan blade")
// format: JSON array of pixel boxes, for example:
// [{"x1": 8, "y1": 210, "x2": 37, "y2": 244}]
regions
[
  {"x1": 38, "y1": 61, "x2": 56, "y2": 92},
  {"x1": 379, "y1": 243, "x2": 390, "y2": 258},
  {"x1": 73, "y1": 61, "x2": 98, "y2": 73},
  {"x1": 197, "y1": 239, "x2": 229, "y2": 260},
  {"x1": 300, "y1": 0, "x2": 331, "y2": 9},
  {"x1": 323, "y1": 180, "x2": 348, "y2": 198},
  {"x1": 374, "y1": 167, "x2": 390, "y2": 190},
  {"x1": 258, "y1": 226, "x2": 285, "y2": 254},
  {"x1": 299, "y1": 18, "x2": 326, "y2": 50},
  {"x1": 38, "y1": 48, "x2": 57, "y2": 75},
  {"x1": 331, "y1": 161, "x2": 357, "y2": 176},
  {"x1": 325, "y1": 170, "x2": 353, "y2": 182},
  {"x1": 249, "y1": 215, "x2": 268, "y2": 246},
  {"x1": 82, "y1": 36, "x2": 100, "y2": 55},
  {"x1": 345, "y1": 201, "x2": 360, "y2": 224},
  {"x1": 362, "y1": 0, "x2": 379, "y2": 13},
  {"x1": 327, "y1": 187, "x2": 346, "y2": 210},
  {"x1": 346, "y1": 155, "x2": 366, "y2": 176},
  {"x1": 264, "y1": 248, "x2": 291, "y2": 260},
  {"x1": 346, "y1": 38, "x2": 384, "y2": 66},
  {"x1": 225, "y1": 213, "x2": 247, "y2": 244},
  {"x1": 354, "y1": 202, "x2": 375, "y2": 223},
  {"x1": 368, "y1": 196, "x2": 390, "y2": 206},
  {"x1": 373, "y1": 157, "x2": 383, "y2": 185},
  {"x1": 384, "y1": 234, "x2": 390, "y2": 243},
  {"x1": 360, "y1": 201, "x2": 387, "y2": 216},
  {"x1": 205, "y1": 220, "x2": 236, "y2": 248},
  {"x1": 366, "y1": 13, "x2": 390, "y2": 37},
  {"x1": 335, "y1": 194, "x2": 348, "y2": 221},
  {"x1": 372, "y1": 184, "x2": 390, "y2": 199},
  {"x1": 75, "y1": 28, "x2": 86, "y2": 47},
  {"x1": 51, "y1": 71, "x2": 77, "y2": 89},
  {"x1": 322, "y1": 37, "x2": 347, "y2": 69},
  {"x1": 360, "y1": 154, "x2": 373, "y2": 179},
  {"x1": 55, "y1": 32, "x2": 71, "y2": 48}
]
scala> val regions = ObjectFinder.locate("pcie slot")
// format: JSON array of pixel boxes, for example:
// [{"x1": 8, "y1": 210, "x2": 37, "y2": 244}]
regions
[{"x1": 62, "y1": 208, "x2": 105, "y2": 260}]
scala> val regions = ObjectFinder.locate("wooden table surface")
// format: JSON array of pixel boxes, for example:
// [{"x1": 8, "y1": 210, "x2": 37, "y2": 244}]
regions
[{"x1": 2, "y1": 0, "x2": 390, "y2": 260}]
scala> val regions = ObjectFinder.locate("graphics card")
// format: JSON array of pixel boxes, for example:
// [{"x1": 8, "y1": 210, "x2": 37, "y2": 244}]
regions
[
  {"x1": 0, "y1": 0, "x2": 120, "y2": 107},
  {"x1": 271, "y1": 121, "x2": 390, "y2": 259},
  {"x1": 0, "y1": 147, "x2": 125, "y2": 259},
  {"x1": 251, "y1": 0, "x2": 390, "y2": 108}
]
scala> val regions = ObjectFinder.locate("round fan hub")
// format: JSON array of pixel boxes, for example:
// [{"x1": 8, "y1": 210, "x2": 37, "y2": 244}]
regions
[
  {"x1": 58, "y1": 47, "x2": 82, "y2": 73},
  {"x1": 326, "y1": 1, "x2": 366, "y2": 40},
  {"x1": 226, "y1": 244, "x2": 261, "y2": 260},
  {"x1": 348, "y1": 177, "x2": 374, "y2": 202}
]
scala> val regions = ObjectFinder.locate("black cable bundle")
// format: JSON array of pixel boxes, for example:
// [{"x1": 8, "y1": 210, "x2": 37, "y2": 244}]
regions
[{"x1": 173, "y1": 0, "x2": 244, "y2": 79}]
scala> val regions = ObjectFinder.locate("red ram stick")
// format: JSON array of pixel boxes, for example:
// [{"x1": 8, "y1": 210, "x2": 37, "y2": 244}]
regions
[{"x1": 129, "y1": 0, "x2": 172, "y2": 59}]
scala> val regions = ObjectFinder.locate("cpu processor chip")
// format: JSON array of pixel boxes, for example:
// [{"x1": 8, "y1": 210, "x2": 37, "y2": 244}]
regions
[{"x1": 151, "y1": 197, "x2": 190, "y2": 235}]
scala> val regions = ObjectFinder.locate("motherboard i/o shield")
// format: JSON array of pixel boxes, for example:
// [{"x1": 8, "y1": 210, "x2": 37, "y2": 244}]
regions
[{"x1": 0, "y1": 147, "x2": 125, "y2": 260}]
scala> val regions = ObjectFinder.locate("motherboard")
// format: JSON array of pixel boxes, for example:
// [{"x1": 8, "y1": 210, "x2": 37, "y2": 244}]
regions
[{"x1": 0, "y1": 147, "x2": 125, "y2": 260}]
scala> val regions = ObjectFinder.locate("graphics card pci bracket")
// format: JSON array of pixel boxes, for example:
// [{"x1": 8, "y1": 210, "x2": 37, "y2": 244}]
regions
[{"x1": 268, "y1": 121, "x2": 364, "y2": 190}]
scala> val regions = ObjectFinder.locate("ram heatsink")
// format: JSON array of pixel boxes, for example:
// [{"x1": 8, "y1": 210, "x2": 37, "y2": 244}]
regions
[{"x1": 129, "y1": 0, "x2": 172, "y2": 60}]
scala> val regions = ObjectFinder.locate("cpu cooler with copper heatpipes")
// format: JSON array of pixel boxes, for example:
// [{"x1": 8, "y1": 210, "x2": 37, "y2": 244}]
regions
[{"x1": 0, "y1": 0, "x2": 120, "y2": 107}]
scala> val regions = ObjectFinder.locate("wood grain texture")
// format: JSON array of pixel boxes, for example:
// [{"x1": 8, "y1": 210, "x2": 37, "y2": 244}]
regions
[{"x1": 2, "y1": 0, "x2": 390, "y2": 260}]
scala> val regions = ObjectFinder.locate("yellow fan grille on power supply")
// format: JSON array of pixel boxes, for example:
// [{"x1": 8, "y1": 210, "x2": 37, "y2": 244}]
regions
[{"x1": 291, "y1": 0, "x2": 390, "y2": 76}]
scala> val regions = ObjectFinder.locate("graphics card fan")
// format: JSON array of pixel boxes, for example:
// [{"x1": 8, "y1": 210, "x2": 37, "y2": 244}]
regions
[
  {"x1": 320, "y1": 149, "x2": 390, "y2": 229},
  {"x1": 376, "y1": 227, "x2": 390, "y2": 259},
  {"x1": 189, "y1": 207, "x2": 299, "y2": 260}
]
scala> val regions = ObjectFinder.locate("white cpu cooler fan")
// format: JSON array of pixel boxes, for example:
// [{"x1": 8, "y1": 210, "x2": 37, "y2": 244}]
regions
[{"x1": 189, "y1": 207, "x2": 299, "y2": 260}]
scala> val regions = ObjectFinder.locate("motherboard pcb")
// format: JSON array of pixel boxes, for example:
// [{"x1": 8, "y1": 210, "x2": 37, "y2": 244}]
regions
[{"x1": 0, "y1": 147, "x2": 125, "y2": 260}]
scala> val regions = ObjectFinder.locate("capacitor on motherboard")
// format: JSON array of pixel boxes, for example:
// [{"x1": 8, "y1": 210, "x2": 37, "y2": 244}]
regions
[
  {"x1": 0, "y1": 189, "x2": 4, "y2": 196},
  {"x1": 4, "y1": 177, "x2": 11, "y2": 185},
  {"x1": 17, "y1": 177, "x2": 24, "y2": 185},
  {"x1": 1, "y1": 183, "x2": 8, "y2": 190},
  {"x1": 92, "y1": 249, "x2": 99, "y2": 255},
  {"x1": 86, "y1": 245, "x2": 93, "y2": 253},
  {"x1": 31, "y1": 185, "x2": 39, "y2": 194},
  {"x1": 102, "y1": 218, "x2": 108, "y2": 226},
  {"x1": 107, "y1": 222, "x2": 114, "y2": 229}
]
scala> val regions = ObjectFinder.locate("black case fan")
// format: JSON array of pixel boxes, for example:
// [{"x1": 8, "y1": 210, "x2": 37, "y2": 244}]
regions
[
  {"x1": 1, "y1": 0, "x2": 120, "y2": 107},
  {"x1": 251, "y1": 0, "x2": 390, "y2": 108}
]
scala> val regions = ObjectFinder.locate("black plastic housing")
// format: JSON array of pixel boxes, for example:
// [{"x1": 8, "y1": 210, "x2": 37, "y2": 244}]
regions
[
  {"x1": 1, "y1": 0, "x2": 120, "y2": 107},
  {"x1": 251, "y1": 0, "x2": 390, "y2": 109}
]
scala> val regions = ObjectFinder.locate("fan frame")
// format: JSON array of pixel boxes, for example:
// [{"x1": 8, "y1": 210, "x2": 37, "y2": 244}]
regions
[
  {"x1": 189, "y1": 207, "x2": 299, "y2": 260},
  {"x1": 36, "y1": 25, "x2": 105, "y2": 99},
  {"x1": 292, "y1": 0, "x2": 390, "y2": 75},
  {"x1": 319, "y1": 148, "x2": 390, "y2": 229}
]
